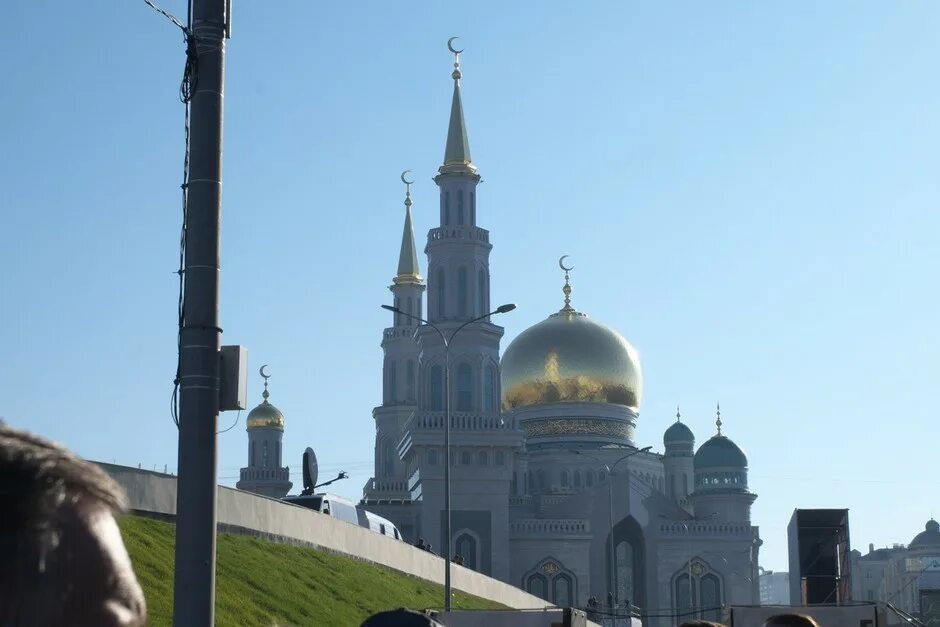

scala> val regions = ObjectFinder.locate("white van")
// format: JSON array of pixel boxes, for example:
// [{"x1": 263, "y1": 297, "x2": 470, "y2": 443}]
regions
[{"x1": 283, "y1": 492, "x2": 402, "y2": 540}]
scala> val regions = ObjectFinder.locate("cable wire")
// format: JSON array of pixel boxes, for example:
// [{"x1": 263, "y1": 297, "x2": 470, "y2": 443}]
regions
[{"x1": 147, "y1": 0, "x2": 198, "y2": 428}]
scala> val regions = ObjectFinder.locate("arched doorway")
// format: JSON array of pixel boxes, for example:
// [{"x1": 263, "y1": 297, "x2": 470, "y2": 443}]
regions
[{"x1": 607, "y1": 516, "x2": 646, "y2": 610}]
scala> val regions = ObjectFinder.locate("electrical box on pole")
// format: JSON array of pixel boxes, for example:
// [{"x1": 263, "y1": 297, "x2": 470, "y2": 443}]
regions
[{"x1": 219, "y1": 345, "x2": 248, "y2": 411}]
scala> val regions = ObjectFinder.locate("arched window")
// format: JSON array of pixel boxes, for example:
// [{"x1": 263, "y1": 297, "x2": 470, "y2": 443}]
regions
[
  {"x1": 495, "y1": 450, "x2": 506, "y2": 466},
  {"x1": 387, "y1": 359, "x2": 397, "y2": 403},
  {"x1": 560, "y1": 470, "x2": 569, "y2": 488},
  {"x1": 262, "y1": 441, "x2": 269, "y2": 468},
  {"x1": 470, "y1": 191, "x2": 476, "y2": 223},
  {"x1": 599, "y1": 469, "x2": 607, "y2": 483},
  {"x1": 477, "y1": 451, "x2": 487, "y2": 466},
  {"x1": 457, "y1": 267, "x2": 468, "y2": 317},
  {"x1": 484, "y1": 363, "x2": 496, "y2": 412},
  {"x1": 455, "y1": 532, "x2": 478, "y2": 570},
  {"x1": 537, "y1": 469, "x2": 546, "y2": 489},
  {"x1": 427, "y1": 448, "x2": 439, "y2": 465},
  {"x1": 383, "y1": 440, "x2": 394, "y2": 477},
  {"x1": 461, "y1": 450, "x2": 472, "y2": 465},
  {"x1": 276, "y1": 441, "x2": 280, "y2": 466},
  {"x1": 456, "y1": 363, "x2": 473, "y2": 411},
  {"x1": 250, "y1": 441, "x2": 255, "y2": 466},
  {"x1": 444, "y1": 191, "x2": 451, "y2": 225},
  {"x1": 436, "y1": 268, "x2": 446, "y2": 319},
  {"x1": 430, "y1": 365, "x2": 444, "y2": 410},
  {"x1": 675, "y1": 573, "x2": 694, "y2": 613},
  {"x1": 477, "y1": 268, "x2": 486, "y2": 316},
  {"x1": 407, "y1": 296, "x2": 413, "y2": 316},
  {"x1": 573, "y1": 470, "x2": 582, "y2": 489},
  {"x1": 526, "y1": 574, "x2": 548, "y2": 600},
  {"x1": 586, "y1": 471, "x2": 594, "y2": 487},
  {"x1": 406, "y1": 360, "x2": 415, "y2": 402},
  {"x1": 457, "y1": 189, "x2": 465, "y2": 224},
  {"x1": 700, "y1": 574, "x2": 721, "y2": 621},
  {"x1": 553, "y1": 574, "x2": 572, "y2": 608}
]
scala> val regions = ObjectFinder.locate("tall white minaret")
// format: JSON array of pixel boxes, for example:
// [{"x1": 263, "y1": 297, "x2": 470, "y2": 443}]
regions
[{"x1": 370, "y1": 175, "x2": 426, "y2": 490}]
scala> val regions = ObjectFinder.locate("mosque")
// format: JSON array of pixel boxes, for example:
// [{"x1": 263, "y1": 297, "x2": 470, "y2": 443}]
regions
[{"x1": 238, "y1": 44, "x2": 763, "y2": 623}]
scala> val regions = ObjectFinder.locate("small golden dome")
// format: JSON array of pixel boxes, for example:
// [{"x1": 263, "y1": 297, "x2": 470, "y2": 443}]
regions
[
  {"x1": 246, "y1": 400, "x2": 285, "y2": 430},
  {"x1": 501, "y1": 310, "x2": 642, "y2": 412}
]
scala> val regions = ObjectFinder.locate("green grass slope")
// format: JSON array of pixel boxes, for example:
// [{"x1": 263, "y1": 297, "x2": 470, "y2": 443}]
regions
[{"x1": 119, "y1": 516, "x2": 505, "y2": 626}]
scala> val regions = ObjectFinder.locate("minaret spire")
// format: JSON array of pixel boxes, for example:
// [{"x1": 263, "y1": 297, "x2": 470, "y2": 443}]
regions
[
  {"x1": 261, "y1": 364, "x2": 271, "y2": 403},
  {"x1": 716, "y1": 402, "x2": 722, "y2": 435},
  {"x1": 394, "y1": 170, "x2": 422, "y2": 285},
  {"x1": 440, "y1": 37, "x2": 477, "y2": 176},
  {"x1": 558, "y1": 255, "x2": 576, "y2": 315}
]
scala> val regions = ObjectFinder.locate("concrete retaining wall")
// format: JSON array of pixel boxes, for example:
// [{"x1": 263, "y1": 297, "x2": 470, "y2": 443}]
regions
[{"x1": 100, "y1": 463, "x2": 550, "y2": 611}]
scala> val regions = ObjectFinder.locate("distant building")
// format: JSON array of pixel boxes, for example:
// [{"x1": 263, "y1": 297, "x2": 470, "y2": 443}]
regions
[
  {"x1": 851, "y1": 519, "x2": 940, "y2": 624},
  {"x1": 759, "y1": 570, "x2": 790, "y2": 605},
  {"x1": 235, "y1": 370, "x2": 292, "y2": 498}
]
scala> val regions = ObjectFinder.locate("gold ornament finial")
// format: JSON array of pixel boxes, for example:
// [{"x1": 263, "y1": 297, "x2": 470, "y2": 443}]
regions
[
  {"x1": 400, "y1": 170, "x2": 414, "y2": 208},
  {"x1": 259, "y1": 365, "x2": 271, "y2": 403},
  {"x1": 716, "y1": 402, "x2": 722, "y2": 435},
  {"x1": 558, "y1": 255, "x2": 575, "y2": 313},
  {"x1": 447, "y1": 37, "x2": 464, "y2": 81}
]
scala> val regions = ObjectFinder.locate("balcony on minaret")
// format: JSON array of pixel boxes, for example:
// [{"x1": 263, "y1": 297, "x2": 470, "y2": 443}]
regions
[
  {"x1": 427, "y1": 225, "x2": 490, "y2": 245},
  {"x1": 239, "y1": 466, "x2": 290, "y2": 482},
  {"x1": 362, "y1": 476, "x2": 411, "y2": 501}
]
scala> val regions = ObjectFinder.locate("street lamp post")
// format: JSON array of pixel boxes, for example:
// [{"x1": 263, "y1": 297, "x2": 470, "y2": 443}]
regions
[
  {"x1": 573, "y1": 445, "x2": 652, "y2": 609},
  {"x1": 381, "y1": 302, "x2": 516, "y2": 611}
]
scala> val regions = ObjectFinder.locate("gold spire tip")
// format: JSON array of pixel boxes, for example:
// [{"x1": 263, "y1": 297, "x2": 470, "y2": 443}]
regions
[
  {"x1": 447, "y1": 36, "x2": 464, "y2": 81},
  {"x1": 259, "y1": 364, "x2": 271, "y2": 403},
  {"x1": 400, "y1": 170, "x2": 414, "y2": 208},
  {"x1": 558, "y1": 255, "x2": 575, "y2": 313}
]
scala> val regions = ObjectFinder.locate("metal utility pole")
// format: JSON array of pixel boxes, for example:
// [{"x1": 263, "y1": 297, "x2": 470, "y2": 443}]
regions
[{"x1": 173, "y1": 0, "x2": 228, "y2": 624}]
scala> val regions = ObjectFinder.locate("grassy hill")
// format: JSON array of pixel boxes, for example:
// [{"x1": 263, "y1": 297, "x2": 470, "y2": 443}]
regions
[{"x1": 119, "y1": 515, "x2": 506, "y2": 626}]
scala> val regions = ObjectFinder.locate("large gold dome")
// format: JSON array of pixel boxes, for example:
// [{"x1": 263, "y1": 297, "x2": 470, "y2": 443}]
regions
[
  {"x1": 246, "y1": 400, "x2": 285, "y2": 430},
  {"x1": 501, "y1": 310, "x2": 642, "y2": 412}
]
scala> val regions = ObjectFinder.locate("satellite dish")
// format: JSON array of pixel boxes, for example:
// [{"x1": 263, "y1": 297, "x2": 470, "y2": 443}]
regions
[{"x1": 302, "y1": 447, "x2": 318, "y2": 495}]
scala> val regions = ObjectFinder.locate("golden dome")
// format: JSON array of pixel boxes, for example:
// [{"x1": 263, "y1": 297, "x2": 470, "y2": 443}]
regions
[
  {"x1": 501, "y1": 310, "x2": 642, "y2": 412},
  {"x1": 246, "y1": 400, "x2": 285, "y2": 430}
]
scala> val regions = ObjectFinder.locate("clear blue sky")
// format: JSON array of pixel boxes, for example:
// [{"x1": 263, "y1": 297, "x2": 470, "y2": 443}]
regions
[{"x1": 2, "y1": 1, "x2": 937, "y2": 572}]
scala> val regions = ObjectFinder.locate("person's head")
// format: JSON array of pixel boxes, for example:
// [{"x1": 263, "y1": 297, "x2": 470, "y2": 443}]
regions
[
  {"x1": 0, "y1": 425, "x2": 146, "y2": 626},
  {"x1": 763, "y1": 614, "x2": 820, "y2": 627}
]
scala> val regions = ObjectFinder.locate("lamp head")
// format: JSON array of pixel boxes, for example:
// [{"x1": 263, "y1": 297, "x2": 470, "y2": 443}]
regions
[{"x1": 495, "y1": 303, "x2": 516, "y2": 314}]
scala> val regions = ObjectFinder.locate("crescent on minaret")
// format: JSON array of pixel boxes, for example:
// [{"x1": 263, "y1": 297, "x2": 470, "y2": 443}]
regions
[
  {"x1": 559, "y1": 255, "x2": 574, "y2": 272},
  {"x1": 447, "y1": 36, "x2": 464, "y2": 54},
  {"x1": 259, "y1": 364, "x2": 270, "y2": 379},
  {"x1": 400, "y1": 170, "x2": 414, "y2": 185}
]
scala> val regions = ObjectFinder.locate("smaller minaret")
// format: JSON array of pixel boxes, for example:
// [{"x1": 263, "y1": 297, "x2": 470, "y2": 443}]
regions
[
  {"x1": 236, "y1": 366, "x2": 292, "y2": 498},
  {"x1": 382, "y1": 172, "x2": 427, "y2": 407},
  {"x1": 663, "y1": 406, "x2": 695, "y2": 505},
  {"x1": 690, "y1": 404, "x2": 755, "y2": 522},
  {"x1": 387, "y1": 171, "x2": 426, "y2": 334}
]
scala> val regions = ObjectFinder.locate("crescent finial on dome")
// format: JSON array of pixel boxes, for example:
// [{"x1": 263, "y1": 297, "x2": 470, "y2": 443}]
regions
[
  {"x1": 558, "y1": 256, "x2": 575, "y2": 314},
  {"x1": 716, "y1": 402, "x2": 722, "y2": 435}
]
